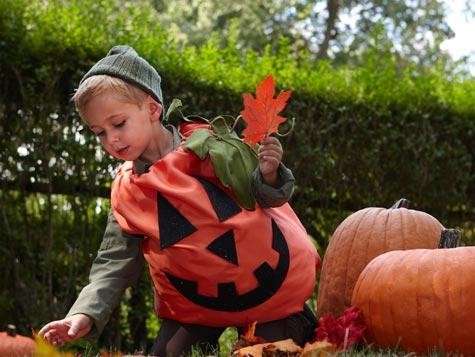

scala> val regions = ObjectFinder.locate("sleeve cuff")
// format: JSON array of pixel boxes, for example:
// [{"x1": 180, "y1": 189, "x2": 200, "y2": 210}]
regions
[{"x1": 251, "y1": 163, "x2": 295, "y2": 208}]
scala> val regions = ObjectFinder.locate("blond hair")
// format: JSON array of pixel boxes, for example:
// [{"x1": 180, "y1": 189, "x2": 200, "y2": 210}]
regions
[{"x1": 72, "y1": 75, "x2": 148, "y2": 119}]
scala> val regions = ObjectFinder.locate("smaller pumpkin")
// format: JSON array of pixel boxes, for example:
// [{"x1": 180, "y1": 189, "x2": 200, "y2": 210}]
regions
[
  {"x1": 0, "y1": 325, "x2": 36, "y2": 357},
  {"x1": 317, "y1": 198, "x2": 444, "y2": 318},
  {"x1": 351, "y1": 229, "x2": 474, "y2": 354}
]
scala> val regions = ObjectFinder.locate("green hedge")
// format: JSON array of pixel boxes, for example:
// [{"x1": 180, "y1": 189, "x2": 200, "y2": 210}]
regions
[
  {"x1": 1, "y1": 0, "x2": 474, "y2": 351},
  {"x1": 2, "y1": 0, "x2": 473, "y2": 228}
]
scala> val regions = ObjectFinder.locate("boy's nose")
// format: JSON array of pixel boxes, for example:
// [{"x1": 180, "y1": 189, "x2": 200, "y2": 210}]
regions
[
  {"x1": 110, "y1": 135, "x2": 120, "y2": 144},
  {"x1": 108, "y1": 137, "x2": 120, "y2": 149}
]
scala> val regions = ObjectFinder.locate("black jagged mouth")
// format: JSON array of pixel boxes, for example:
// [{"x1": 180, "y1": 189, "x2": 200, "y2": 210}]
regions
[{"x1": 164, "y1": 219, "x2": 290, "y2": 311}]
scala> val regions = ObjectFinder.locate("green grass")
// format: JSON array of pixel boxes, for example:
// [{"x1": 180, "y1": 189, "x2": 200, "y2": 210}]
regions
[{"x1": 62, "y1": 335, "x2": 451, "y2": 357}]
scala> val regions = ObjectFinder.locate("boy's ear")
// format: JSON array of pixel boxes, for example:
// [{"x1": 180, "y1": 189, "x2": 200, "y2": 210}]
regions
[{"x1": 148, "y1": 97, "x2": 163, "y2": 122}]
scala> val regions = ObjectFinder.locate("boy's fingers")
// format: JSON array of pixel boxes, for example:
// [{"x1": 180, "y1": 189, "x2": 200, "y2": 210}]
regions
[
  {"x1": 259, "y1": 150, "x2": 282, "y2": 160},
  {"x1": 259, "y1": 146, "x2": 282, "y2": 157},
  {"x1": 259, "y1": 148, "x2": 281, "y2": 156},
  {"x1": 67, "y1": 316, "x2": 91, "y2": 339},
  {"x1": 42, "y1": 331, "x2": 52, "y2": 341},
  {"x1": 262, "y1": 136, "x2": 281, "y2": 145},
  {"x1": 259, "y1": 141, "x2": 281, "y2": 151},
  {"x1": 43, "y1": 329, "x2": 59, "y2": 342},
  {"x1": 260, "y1": 156, "x2": 280, "y2": 167},
  {"x1": 38, "y1": 322, "x2": 53, "y2": 336},
  {"x1": 68, "y1": 320, "x2": 86, "y2": 338},
  {"x1": 68, "y1": 325, "x2": 79, "y2": 338},
  {"x1": 52, "y1": 338, "x2": 64, "y2": 346},
  {"x1": 259, "y1": 148, "x2": 281, "y2": 157},
  {"x1": 38, "y1": 327, "x2": 48, "y2": 337},
  {"x1": 39, "y1": 321, "x2": 62, "y2": 336}
]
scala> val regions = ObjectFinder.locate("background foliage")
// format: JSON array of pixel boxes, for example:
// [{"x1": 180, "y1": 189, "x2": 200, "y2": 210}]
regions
[{"x1": 0, "y1": 0, "x2": 474, "y2": 353}]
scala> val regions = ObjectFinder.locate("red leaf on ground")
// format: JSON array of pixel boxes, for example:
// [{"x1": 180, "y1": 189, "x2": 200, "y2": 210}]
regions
[
  {"x1": 314, "y1": 306, "x2": 366, "y2": 350},
  {"x1": 240, "y1": 75, "x2": 291, "y2": 144}
]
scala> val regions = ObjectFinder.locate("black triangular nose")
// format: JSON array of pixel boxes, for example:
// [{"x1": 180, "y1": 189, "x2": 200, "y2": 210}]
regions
[
  {"x1": 207, "y1": 230, "x2": 239, "y2": 265},
  {"x1": 158, "y1": 192, "x2": 197, "y2": 249}
]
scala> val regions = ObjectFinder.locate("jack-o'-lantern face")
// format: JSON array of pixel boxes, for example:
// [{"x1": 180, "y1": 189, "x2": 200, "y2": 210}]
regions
[{"x1": 158, "y1": 177, "x2": 290, "y2": 311}]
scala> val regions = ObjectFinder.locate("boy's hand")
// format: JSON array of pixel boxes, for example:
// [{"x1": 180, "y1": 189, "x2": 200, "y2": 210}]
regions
[
  {"x1": 38, "y1": 314, "x2": 92, "y2": 346},
  {"x1": 258, "y1": 136, "x2": 283, "y2": 187}
]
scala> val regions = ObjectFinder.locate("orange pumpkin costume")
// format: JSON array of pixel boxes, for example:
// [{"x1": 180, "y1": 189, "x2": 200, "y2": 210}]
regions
[{"x1": 111, "y1": 123, "x2": 320, "y2": 327}]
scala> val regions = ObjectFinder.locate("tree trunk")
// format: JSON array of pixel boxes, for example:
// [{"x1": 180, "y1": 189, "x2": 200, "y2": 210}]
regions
[{"x1": 317, "y1": 0, "x2": 340, "y2": 59}]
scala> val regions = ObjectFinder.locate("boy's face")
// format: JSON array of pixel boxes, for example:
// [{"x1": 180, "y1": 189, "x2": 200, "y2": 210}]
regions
[{"x1": 83, "y1": 92, "x2": 162, "y2": 161}]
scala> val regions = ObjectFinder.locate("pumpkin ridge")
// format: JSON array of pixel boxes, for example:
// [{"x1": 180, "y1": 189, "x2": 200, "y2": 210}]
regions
[
  {"x1": 386, "y1": 254, "x2": 403, "y2": 346},
  {"x1": 410, "y1": 208, "x2": 421, "y2": 248},
  {"x1": 358, "y1": 208, "x2": 383, "y2": 305},
  {"x1": 342, "y1": 208, "x2": 373, "y2": 309},
  {"x1": 437, "y1": 250, "x2": 451, "y2": 347},
  {"x1": 445, "y1": 250, "x2": 459, "y2": 348},
  {"x1": 414, "y1": 211, "x2": 427, "y2": 247},
  {"x1": 405, "y1": 249, "x2": 426, "y2": 349},
  {"x1": 414, "y1": 250, "x2": 427, "y2": 350},
  {"x1": 362, "y1": 259, "x2": 377, "y2": 343},
  {"x1": 367, "y1": 253, "x2": 393, "y2": 346},
  {"x1": 381, "y1": 253, "x2": 398, "y2": 346},
  {"x1": 317, "y1": 211, "x2": 352, "y2": 316},
  {"x1": 420, "y1": 211, "x2": 443, "y2": 247},
  {"x1": 370, "y1": 208, "x2": 392, "y2": 342},
  {"x1": 399, "y1": 208, "x2": 406, "y2": 250},
  {"x1": 386, "y1": 252, "x2": 408, "y2": 346},
  {"x1": 382, "y1": 209, "x2": 391, "y2": 259},
  {"x1": 426, "y1": 250, "x2": 440, "y2": 348},
  {"x1": 365, "y1": 208, "x2": 386, "y2": 272},
  {"x1": 415, "y1": 252, "x2": 426, "y2": 345}
]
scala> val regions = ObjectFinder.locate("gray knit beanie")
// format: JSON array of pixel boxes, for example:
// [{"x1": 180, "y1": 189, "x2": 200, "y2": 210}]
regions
[{"x1": 80, "y1": 45, "x2": 163, "y2": 105}]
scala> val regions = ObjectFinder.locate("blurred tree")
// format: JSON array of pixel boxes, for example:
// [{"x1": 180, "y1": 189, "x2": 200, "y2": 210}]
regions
[
  {"x1": 151, "y1": 0, "x2": 314, "y2": 53},
  {"x1": 150, "y1": 0, "x2": 457, "y2": 68}
]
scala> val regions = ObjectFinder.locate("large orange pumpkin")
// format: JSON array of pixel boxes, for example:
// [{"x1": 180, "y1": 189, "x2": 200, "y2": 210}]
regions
[
  {"x1": 317, "y1": 199, "x2": 443, "y2": 318},
  {"x1": 351, "y1": 232, "x2": 473, "y2": 354},
  {"x1": 0, "y1": 325, "x2": 36, "y2": 357}
]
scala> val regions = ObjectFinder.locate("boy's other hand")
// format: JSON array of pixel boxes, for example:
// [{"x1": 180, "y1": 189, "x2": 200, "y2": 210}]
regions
[
  {"x1": 258, "y1": 136, "x2": 282, "y2": 187},
  {"x1": 38, "y1": 314, "x2": 92, "y2": 346}
]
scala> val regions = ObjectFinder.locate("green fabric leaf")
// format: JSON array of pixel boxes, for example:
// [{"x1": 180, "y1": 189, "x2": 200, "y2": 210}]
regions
[
  {"x1": 208, "y1": 135, "x2": 258, "y2": 210},
  {"x1": 184, "y1": 124, "x2": 258, "y2": 210},
  {"x1": 184, "y1": 129, "x2": 212, "y2": 159}
]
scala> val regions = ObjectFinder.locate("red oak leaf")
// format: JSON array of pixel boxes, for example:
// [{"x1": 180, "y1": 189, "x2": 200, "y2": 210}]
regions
[
  {"x1": 240, "y1": 75, "x2": 291, "y2": 144},
  {"x1": 314, "y1": 306, "x2": 366, "y2": 350}
]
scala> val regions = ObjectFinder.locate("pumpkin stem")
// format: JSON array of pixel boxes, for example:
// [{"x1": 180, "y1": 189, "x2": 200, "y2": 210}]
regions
[
  {"x1": 438, "y1": 228, "x2": 462, "y2": 248},
  {"x1": 6, "y1": 324, "x2": 16, "y2": 337},
  {"x1": 390, "y1": 198, "x2": 411, "y2": 209}
]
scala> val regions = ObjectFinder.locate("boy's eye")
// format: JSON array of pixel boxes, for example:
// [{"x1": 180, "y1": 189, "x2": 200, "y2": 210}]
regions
[
  {"x1": 96, "y1": 131, "x2": 105, "y2": 137},
  {"x1": 114, "y1": 120, "x2": 126, "y2": 128}
]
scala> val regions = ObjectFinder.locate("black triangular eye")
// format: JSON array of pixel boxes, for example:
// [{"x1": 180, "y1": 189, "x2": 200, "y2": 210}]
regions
[
  {"x1": 206, "y1": 229, "x2": 239, "y2": 265},
  {"x1": 195, "y1": 177, "x2": 241, "y2": 221},
  {"x1": 158, "y1": 192, "x2": 197, "y2": 249}
]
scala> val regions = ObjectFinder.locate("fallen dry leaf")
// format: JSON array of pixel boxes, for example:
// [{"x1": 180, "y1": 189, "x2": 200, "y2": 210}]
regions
[{"x1": 233, "y1": 338, "x2": 301, "y2": 357}]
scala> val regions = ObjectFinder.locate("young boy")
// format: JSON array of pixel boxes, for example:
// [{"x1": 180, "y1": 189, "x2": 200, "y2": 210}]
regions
[{"x1": 39, "y1": 45, "x2": 319, "y2": 356}]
